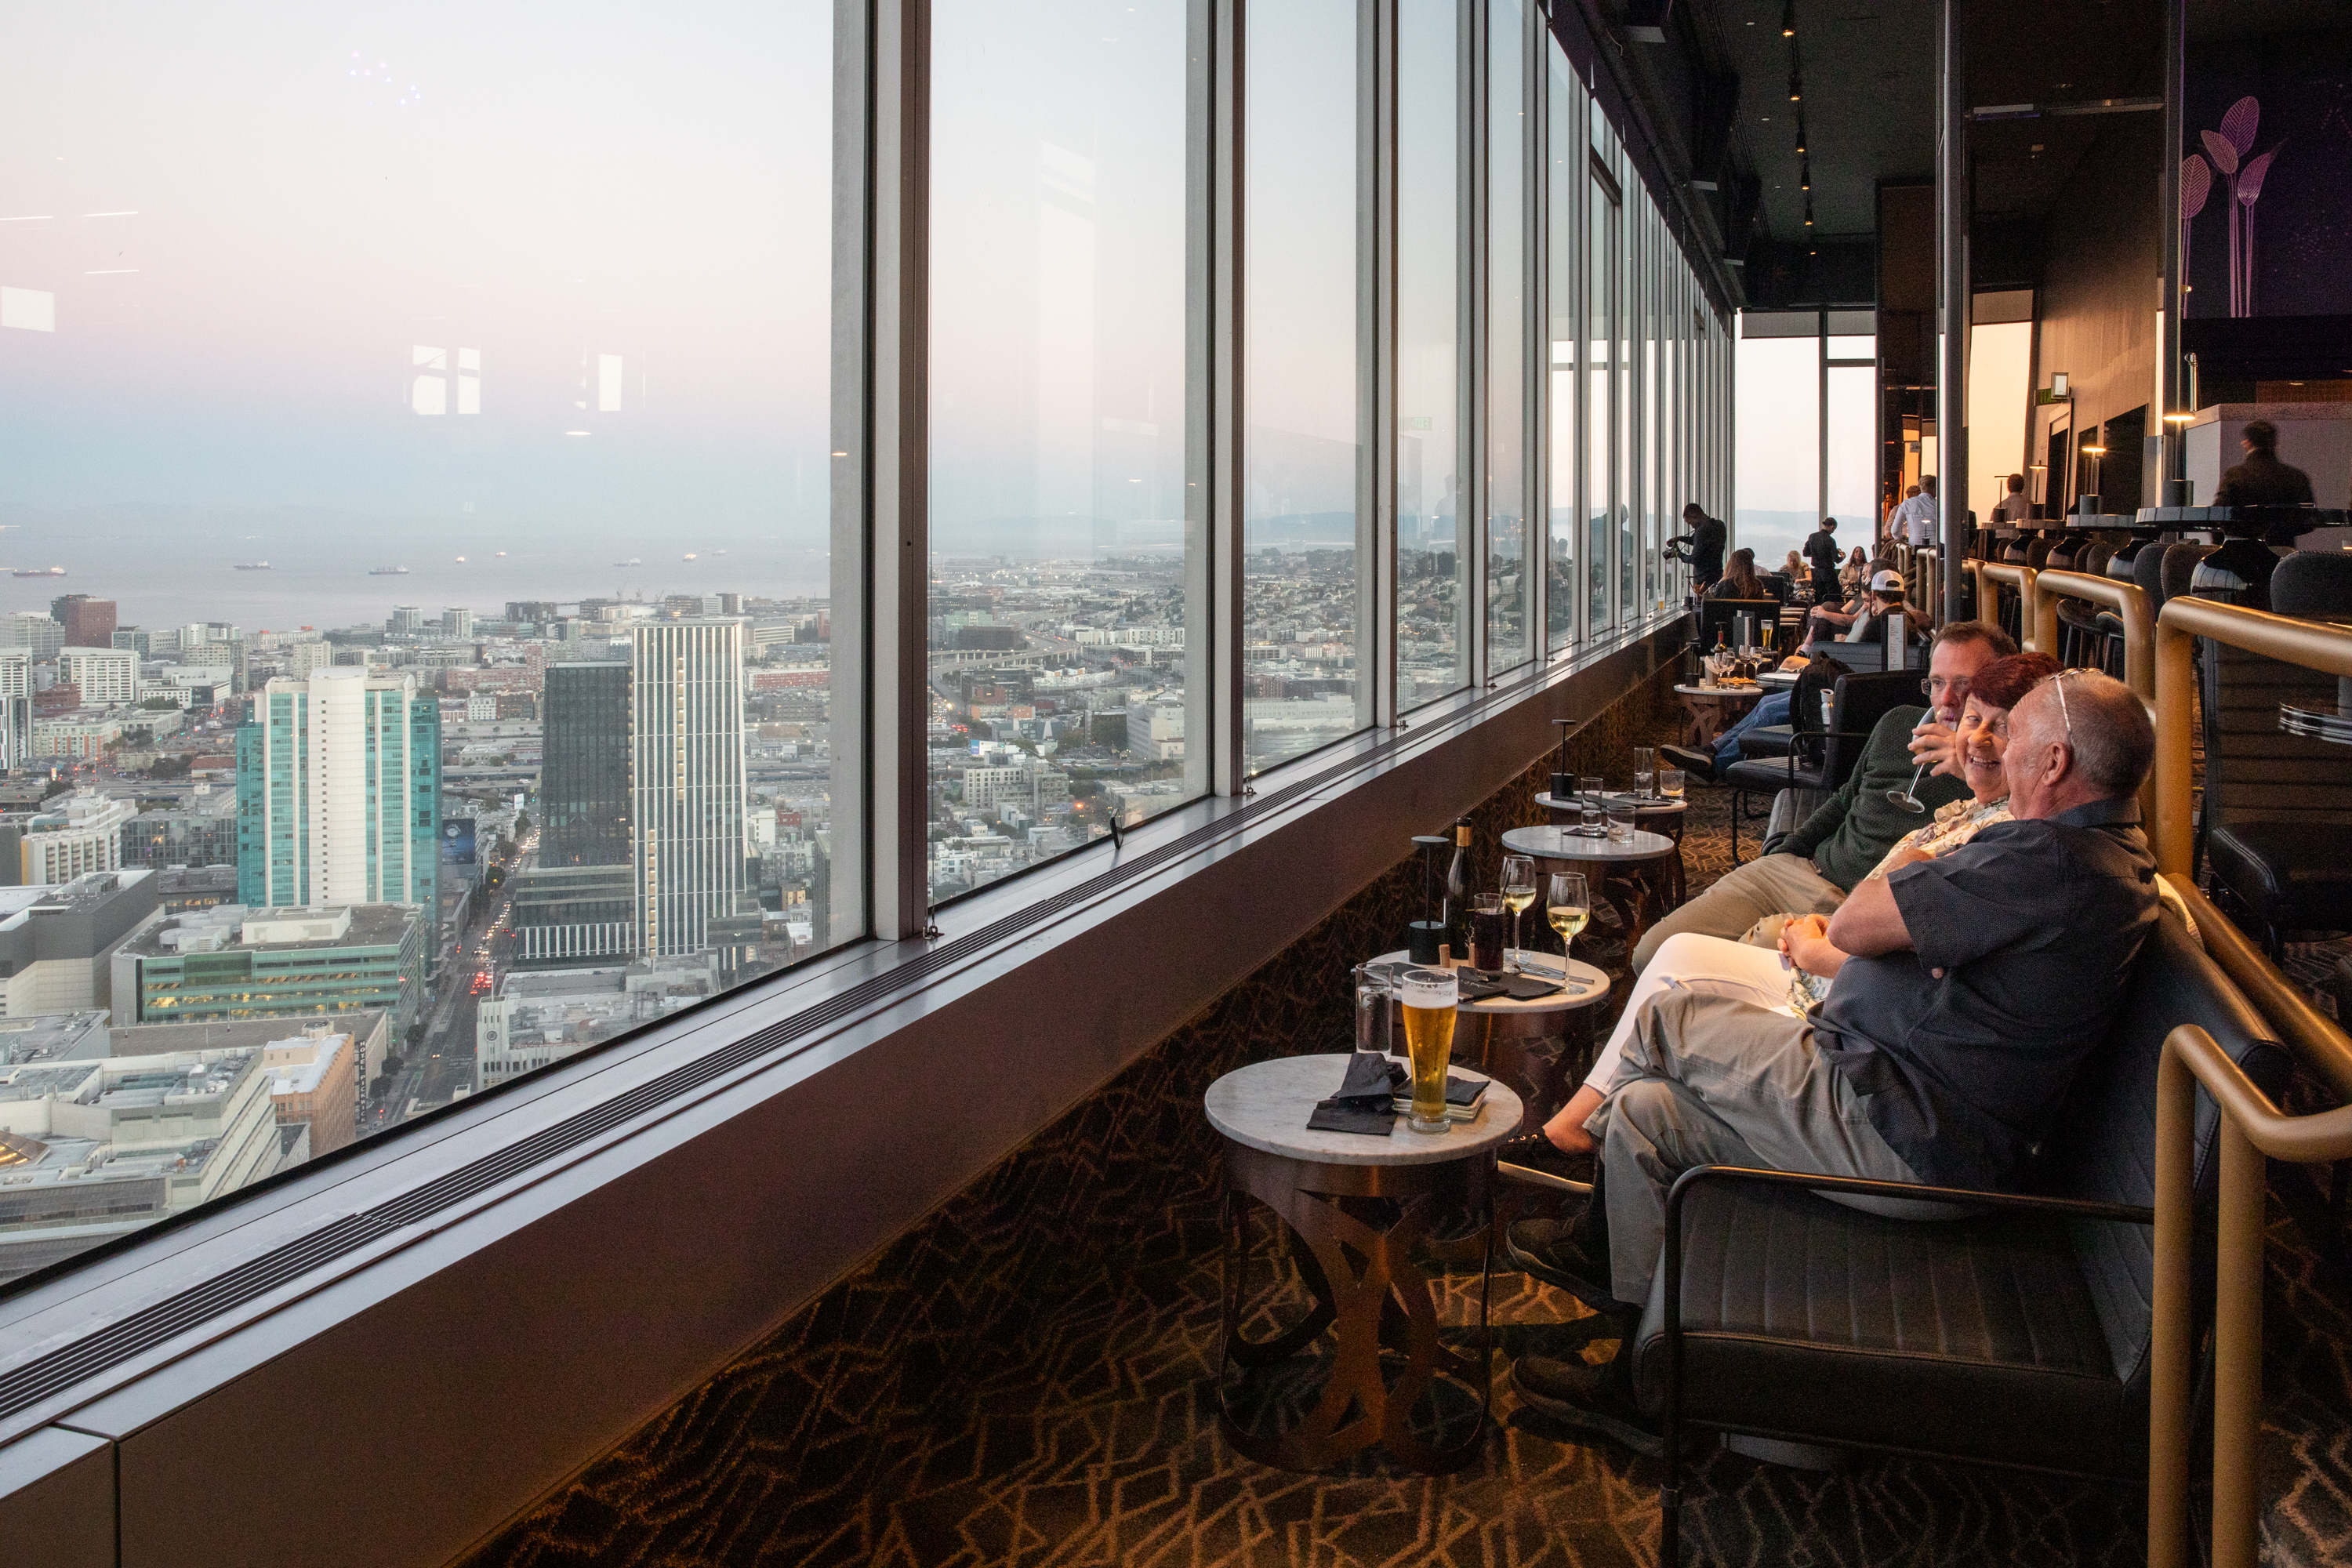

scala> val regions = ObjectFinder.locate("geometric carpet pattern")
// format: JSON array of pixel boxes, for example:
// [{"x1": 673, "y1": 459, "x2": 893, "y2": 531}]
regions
[{"x1": 463, "y1": 674, "x2": 2352, "y2": 1568}]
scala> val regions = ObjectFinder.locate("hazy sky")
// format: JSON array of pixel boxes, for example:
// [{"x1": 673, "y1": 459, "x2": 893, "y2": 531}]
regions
[{"x1": 0, "y1": 0, "x2": 833, "y2": 626}]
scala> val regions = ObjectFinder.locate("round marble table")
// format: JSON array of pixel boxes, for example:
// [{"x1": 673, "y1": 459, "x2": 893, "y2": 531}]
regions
[
  {"x1": 1366, "y1": 948, "x2": 1609, "y2": 1135},
  {"x1": 1205, "y1": 1053, "x2": 1524, "y2": 1472},
  {"x1": 1674, "y1": 681, "x2": 1766, "y2": 747},
  {"x1": 1501, "y1": 823, "x2": 1679, "y2": 964},
  {"x1": 1534, "y1": 791, "x2": 1690, "y2": 902}
]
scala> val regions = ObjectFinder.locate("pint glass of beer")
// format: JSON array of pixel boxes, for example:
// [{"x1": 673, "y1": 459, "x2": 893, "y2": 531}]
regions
[{"x1": 1396, "y1": 967, "x2": 1459, "y2": 1134}]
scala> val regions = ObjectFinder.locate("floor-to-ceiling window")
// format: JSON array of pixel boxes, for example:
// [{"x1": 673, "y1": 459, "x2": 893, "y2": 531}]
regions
[
  {"x1": 1588, "y1": 136, "x2": 1618, "y2": 633},
  {"x1": 1243, "y1": 0, "x2": 1362, "y2": 774},
  {"x1": 1398, "y1": 0, "x2": 1466, "y2": 710},
  {"x1": 1545, "y1": 33, "x2": 1581, "y2": 655},
  {"x1": 1484, "y1": 0, "x2": 1530, "y2": 676},
  {"x1": 927, "y1": 0, "x2": 1192, "y2": 899}
]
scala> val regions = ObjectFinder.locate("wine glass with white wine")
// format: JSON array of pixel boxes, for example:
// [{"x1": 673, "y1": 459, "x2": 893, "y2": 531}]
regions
[
  {"x1": 1546, "y1": 872, "x2": 1590, "y2": 991},
  {"x1": 1499, "y1": 853, "x2": 1537, "y2": 973}
]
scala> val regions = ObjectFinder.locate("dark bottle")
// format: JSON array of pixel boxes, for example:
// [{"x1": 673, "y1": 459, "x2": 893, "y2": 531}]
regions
[{"x1": 1444, "y1": 818, "x2": 1472, "y2": 961}]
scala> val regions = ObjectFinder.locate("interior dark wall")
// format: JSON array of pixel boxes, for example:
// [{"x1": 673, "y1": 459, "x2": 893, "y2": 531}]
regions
[{"x1": 2032, "y1": 114, "x2": 2163, "y2": 477}]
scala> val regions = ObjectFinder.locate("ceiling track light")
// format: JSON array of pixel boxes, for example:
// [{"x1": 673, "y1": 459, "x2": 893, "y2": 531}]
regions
[
  {"x1": 1795, "y1": 114, "x2": 1808, "y2": 154},
  {"x1": 1800, "y1": 160, "x2": 1811, "y2": 191},
  {"x1": 1788, "y1": 72, "x2": 1802, "y2": 102},
  {"x1": 1781, "y1": 0, "x2": 1796, "y2": 36}
]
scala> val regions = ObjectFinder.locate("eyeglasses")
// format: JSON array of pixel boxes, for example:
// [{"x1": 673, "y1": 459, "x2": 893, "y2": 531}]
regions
[
  {"x1": 1919, "y1": 675, "x2": 1972, "y2": 701},
  {"x1": 2049, "y1": 667, "x2": 2085, "y2": 750}
]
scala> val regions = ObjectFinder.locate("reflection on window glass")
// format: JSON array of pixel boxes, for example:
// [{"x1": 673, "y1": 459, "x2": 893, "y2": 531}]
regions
[
  {"x1": 0, "y1": 2, "x2": 842, "y2": 1283},
  {"x1": 1485, "y1": 0, "x2": 1527, "y2": 674},
  {"x1": 1826, "y1": 362, "x2": 1878, "y2": 533},
  {"x1": 1545, "y1": 39, "x2": 1579, "y2": 654},
  {"x1": 1399, "y1": 0, "x2": 1465, "y2": 710},
  {"x1": 927, "y1": 0, "x2": 1191, "y2": 898},
  {"x1": 1244, "y1": 0, "x2": 1359, "y2": 775}
]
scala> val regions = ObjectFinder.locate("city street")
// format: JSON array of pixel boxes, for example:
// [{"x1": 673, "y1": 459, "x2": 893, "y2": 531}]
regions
[{"x1": 375, "y1": 828, "x2": 536, "y2": 1129}]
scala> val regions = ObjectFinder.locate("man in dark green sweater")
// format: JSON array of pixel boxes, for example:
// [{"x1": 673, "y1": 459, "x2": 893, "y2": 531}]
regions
[{"x1": 1629, "y1": 620, "x2": 2016, "y2": 971}]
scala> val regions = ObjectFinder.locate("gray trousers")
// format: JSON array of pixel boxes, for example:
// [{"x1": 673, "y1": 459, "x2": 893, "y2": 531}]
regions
[
  {"x1": 1586, "y1": 987, "x2": 1921, "y2": 1308},
  {"x1": 1629, "y1": 851, "x2": 1846, "y2": 972}
]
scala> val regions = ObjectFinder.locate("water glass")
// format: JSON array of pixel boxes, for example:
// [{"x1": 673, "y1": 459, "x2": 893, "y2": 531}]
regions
[
  {"x1": 1632, "y1": 746, "x2": 1657, "y2": 787},
  {"x1": 1579, "y1": 775, "x2": 1606, "y2": 807},
  {"x1": 1579, "y1": 800, "x2": 1605, "y2": 837},
  {"x1": 1352, "y1": 962, "x2": 1391, "y2": 1054},
  {"x1": 1632, "y1": 768, "x2": 1655, "y2": 799},
  {"x1": 1607, "y1": 804, "x2": 1635, "y2": 843},
  {"x1": 1660, "y1": 767, "x2": 1686, "y2": 800}
]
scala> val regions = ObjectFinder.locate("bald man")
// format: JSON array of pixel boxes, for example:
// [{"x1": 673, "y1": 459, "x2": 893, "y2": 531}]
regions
[{"x1": 1510, "y1": 670, "x2": 2161, "y2": 1447}]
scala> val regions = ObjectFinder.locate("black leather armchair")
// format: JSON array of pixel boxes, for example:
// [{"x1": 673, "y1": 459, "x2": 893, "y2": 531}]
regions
[
  {"x1": 1721, "y1": 670, "x2": 1916, "y2": 864},
  {"x1": 1629, "y1": 909, "x2": 2288, "y2": 1563}
]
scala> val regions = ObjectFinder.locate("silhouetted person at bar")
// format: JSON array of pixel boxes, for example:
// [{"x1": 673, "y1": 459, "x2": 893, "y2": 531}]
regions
[
  {"x1": 1993, "y1": 473, "x2": 2033, "y2": 524},
  {"x1": 2212, "y1": 419, "x2": 2314, "y2": 509}
]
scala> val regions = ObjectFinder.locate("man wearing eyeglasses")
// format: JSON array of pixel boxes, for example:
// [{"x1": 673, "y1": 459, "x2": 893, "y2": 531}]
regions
[
  {"x1": 1509, "y1": 669, "x2": 2160, "y2": 1446},
  {"x1": 1629, "y1": 620, "x2": 2016, "y2": 974}
]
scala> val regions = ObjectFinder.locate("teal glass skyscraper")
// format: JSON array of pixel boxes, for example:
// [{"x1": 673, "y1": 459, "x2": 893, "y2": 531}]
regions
[{"x1": 236, "y1": 669, "x2": 441, "y2": 913}]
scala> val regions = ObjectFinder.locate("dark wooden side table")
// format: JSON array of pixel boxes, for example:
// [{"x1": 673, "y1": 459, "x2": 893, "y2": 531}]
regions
[
  {"x1": 1501, "y1": 823, "x2": 1679, "y2": 967},
  {"x1": 1203, "y1": 1054, "x2": 1524, "y2": 1473}
]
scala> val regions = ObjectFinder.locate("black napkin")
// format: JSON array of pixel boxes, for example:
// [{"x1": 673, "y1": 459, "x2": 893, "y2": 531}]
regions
[
  {"x1": 1387, "y1": 1072, "x2": 1491, "y2": 1109},
  {"x1": 1453, "y1": 967, "x2": 1567, "y2": 1002},
  {"x1": 1307, "y1": 1053, "x2": 1408, "y2": 1135}
]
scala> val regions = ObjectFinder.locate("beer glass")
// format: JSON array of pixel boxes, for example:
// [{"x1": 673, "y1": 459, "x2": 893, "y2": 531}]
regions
[{"x1": 1396, "y1": 967, "x2": 1459, "y2": 1134}]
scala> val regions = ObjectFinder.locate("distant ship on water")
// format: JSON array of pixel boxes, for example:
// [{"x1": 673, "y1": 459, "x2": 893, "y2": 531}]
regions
[
  {"x1": 11, "y1": 566, "x2": 64, "y2": 578},
  {"x1": 368, "y1": 566, "x2": 409, "y2": 575},
  {"x1": 234, "y1": 562, "x2": 271, "y2": 571},
  {"x1": 615, "y1": 557, "x2": 642, "y2": 567}
]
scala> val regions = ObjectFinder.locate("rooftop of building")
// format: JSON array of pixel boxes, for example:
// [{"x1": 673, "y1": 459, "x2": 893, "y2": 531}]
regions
[
  {"x1": 0, "y1": 870, "x2": 152, "y2": 927},
  {"x1": 0, "y1": 1012, "x2": 110, "y2": 1069},
  {"x1": 258, "y1": 1029, "x2": 349, "y2": 1098},
  {"x1": 112, "y1": 1009, "x2": 387, "y2": 1058},
  {"x1": 125, "y1": 902, "x2": 418, "y2": 960}
]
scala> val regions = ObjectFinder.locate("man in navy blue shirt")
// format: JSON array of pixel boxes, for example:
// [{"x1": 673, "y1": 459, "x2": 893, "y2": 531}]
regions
[{"x1": 1510, "y1": 669, "x2": 2159, "y2": 1450}]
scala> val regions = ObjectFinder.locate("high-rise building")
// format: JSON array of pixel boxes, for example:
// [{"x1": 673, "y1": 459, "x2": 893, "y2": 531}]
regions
[
  {"x1": 388, "y1": 606, "x2": 426, "y2": 636},
  {"x1": 111, "y1": 626, "x2": 151, "y2": 658},
  {"x1": 543, "y1": 662, "x2": 631, "y2": 867},
  {"x1": 444, "y1": 606, "x2": 473, "y2": 640},
  {"x1": 0, "y1": 614, "x2": 61, "y2": 660},
  {"x1": 114, "y1": 903, "x2": 426, "y2": 1037},
  {"x1": 5, "y1": 789, "x2": 136, "y2": 886},
  {"x1": 51, "y1": 595, "x2": 116, "y2": 648},
  {"x1": 630, "y1": 620, "x2": 749, "y2": 957},
  {"x1": 235, "y1": 670, "x2": 440, "y2": 913},
  {"x1": 0, "y1": 649, "x2": 28, "y2": 769},
  {"x1": 57, "y1": 647, "x2": 136, "y2": 707}
]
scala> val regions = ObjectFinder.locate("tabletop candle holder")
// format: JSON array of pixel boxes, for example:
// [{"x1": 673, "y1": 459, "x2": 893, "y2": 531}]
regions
[{"x1": 1408, "y1": 833, "x2": 1450, "y2": 964}]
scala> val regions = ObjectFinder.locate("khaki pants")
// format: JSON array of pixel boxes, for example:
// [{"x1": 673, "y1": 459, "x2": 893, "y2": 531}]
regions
[
  {"x1": 1629, "y1": 852, "x2": 1845, "y2": 972},
  {"x1": 1586, "y1": 987, "x2": 1920, "y2": 1308}
]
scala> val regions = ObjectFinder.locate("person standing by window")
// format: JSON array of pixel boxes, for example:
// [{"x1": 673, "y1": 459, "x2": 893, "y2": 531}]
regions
[
  {"x1": 1802, "y1": 517, "x2": 1842, "y2": 604},
  {"x1": 1671, "y1": 503, "x2": 1728, "y2": 593}
]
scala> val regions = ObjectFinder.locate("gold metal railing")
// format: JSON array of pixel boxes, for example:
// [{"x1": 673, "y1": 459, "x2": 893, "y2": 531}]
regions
[
  {"x1": 2151, "y1": 595, "x2": 2352, "y2": 877},
  {"x1": 2153, "y1": 1021, "x2": 2352, "y2": 1568},
  {"x1": 2146, "y1": 596, "x2": 2352, "y2": 1568},
  {"x1": 2030, "y1": 568, "x2": 2154, "y2": 702},
  {"x1": 1971, "y1": 559, "x2": 2038, "y2": 649}
]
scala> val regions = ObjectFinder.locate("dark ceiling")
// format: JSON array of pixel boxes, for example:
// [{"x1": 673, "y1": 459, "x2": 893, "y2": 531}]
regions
[{"x1": 1601, "y1": 0, "x2": 2348, "y2": 309}]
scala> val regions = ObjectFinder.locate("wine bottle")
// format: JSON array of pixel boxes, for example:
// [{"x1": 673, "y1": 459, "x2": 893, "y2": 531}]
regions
[{"x1": 1444, "y1": 818, "x2": 1472, "y2": 962}]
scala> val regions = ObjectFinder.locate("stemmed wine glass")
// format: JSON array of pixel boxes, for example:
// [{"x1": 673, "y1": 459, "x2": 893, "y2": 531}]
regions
[
  {"x1": 1546, "y1": 872, "x2": 1590, "y2": 993},
  {"x1": 1499, "y1": 854, "x2": 1537, "y2": 973}
]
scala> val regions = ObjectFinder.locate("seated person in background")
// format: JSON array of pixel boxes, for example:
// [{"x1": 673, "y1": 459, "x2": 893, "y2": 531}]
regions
[
  {"x1": 1808, "y1": 571, "x2": 1911, "y2": 643},
  {"x1": 1519, "y1": 652, "x2": 2058, "y2": 1164},
  {"x1": 1838, "y1": 546, "x2": 1867, "y2": 597},
  {"x1": 1632, "y1": 619, "x2": 2015, "y2": 971},
  {"x1": 1705, "y1": 546, "x2": 1768, "y2": 601},
  {"x1": 1993, "y1": 472, "x2": 2034, "y2": 523},
  {"x1": 1507, "y1": 669, "x2": 2161, "y2": 1449}
]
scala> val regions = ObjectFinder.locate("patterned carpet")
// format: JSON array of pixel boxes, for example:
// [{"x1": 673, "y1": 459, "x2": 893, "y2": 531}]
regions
[{"x1": 468, "y1": 697, "x2": 2352, "y2": 1568}]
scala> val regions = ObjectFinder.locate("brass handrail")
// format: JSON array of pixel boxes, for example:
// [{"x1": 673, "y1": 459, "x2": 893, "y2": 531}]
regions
[
  {"x1": 2151, "y1": 595, "x2": 2352, "y2": 876},
  {"x1": 2166, "y1": 876, "x2": 2352, "y2": 1102},
  {"x1": 2152, "y1": 1025, "x2": 2352, "y2": 1568},
  {"x1": 1971, "y1": 559, "x2": 2038, "y2": 650},
  {"x1": 2029, "y1": 568, "x2": 2154, "y2": 701}
]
